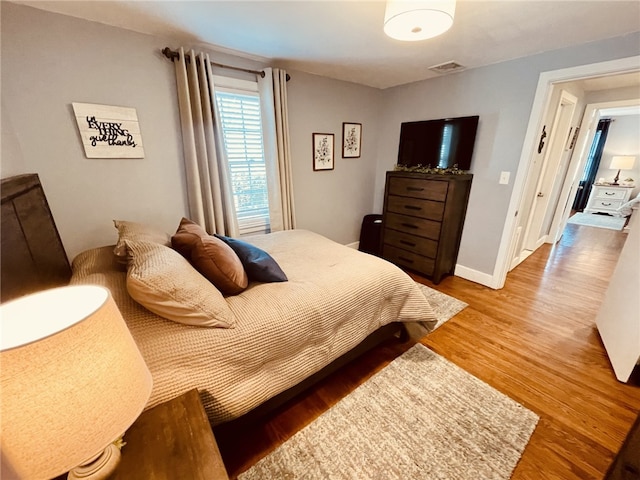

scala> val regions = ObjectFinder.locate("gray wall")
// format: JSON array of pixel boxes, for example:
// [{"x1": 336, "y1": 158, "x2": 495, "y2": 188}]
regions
[
  {"x1": 1, "y1": 3, "x2": 381, "y2": 260},
  {"x1": 2, "y1": 2, "x2": 639, "y2": 283},
  {"x1": 597, "y1": 115, "x2": 640, "y2": 198},
  {"x1": 287, "y1": 71, "x2": 382, "y2": 244},
  {"x1": 586, "y1": 85, "x2": 640, "y2": 199},
  {"x1": 1, "y1": 3, "x2": 187, "y2": 259},
  {"x1": 374, "y1": 33, "x2": 640, "y2": 275}
]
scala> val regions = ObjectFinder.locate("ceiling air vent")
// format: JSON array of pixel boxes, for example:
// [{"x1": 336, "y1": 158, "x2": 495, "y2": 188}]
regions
[{"x1": 428, "y1": 61, "x2": 466, "y2": 74}]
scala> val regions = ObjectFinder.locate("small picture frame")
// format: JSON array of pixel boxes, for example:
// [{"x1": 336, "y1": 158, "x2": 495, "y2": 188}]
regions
[
  {"x1": 313, "y1": 133, "x2": 335, "y2": 171},
  {"x1": 342, "y1": 122, "x2": 362, "y2": 158}
]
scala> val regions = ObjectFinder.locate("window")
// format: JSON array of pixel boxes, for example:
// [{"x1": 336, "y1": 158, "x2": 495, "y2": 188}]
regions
[{"x1": 213, "y1": 77, "x2": 270, "y2": 235}]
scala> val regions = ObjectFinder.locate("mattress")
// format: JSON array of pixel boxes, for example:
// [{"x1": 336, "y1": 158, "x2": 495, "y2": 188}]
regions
[{"x1": 71, "y1": 229, "x2": 437, "y2": 425}]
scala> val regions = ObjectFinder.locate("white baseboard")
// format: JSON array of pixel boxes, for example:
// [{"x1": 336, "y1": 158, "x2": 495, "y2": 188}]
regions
[
  {"x1": 454, "y1": 264, "x2": 502, "y2": 289},
  {"x1": 349, "y1": 246, "x2": 501, "y2": 289}
]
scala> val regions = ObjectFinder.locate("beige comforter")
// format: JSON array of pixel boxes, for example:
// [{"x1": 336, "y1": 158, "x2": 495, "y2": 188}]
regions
[{"x1": 71, "y1": 229, "x2": 436, "y2": 425}]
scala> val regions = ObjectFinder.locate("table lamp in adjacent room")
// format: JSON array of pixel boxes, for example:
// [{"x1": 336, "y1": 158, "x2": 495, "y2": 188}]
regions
[
  {"x1": 1, "y1": 285, "x2": 153, "y2": 480},
  {"x1": 609, "y1": 155, "x2": 636, "y2": 185}
]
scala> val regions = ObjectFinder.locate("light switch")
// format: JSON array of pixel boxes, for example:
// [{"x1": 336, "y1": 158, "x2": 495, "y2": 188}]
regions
[{"x1": 499, "y1": 171, "x2": 510, "y2": 185}]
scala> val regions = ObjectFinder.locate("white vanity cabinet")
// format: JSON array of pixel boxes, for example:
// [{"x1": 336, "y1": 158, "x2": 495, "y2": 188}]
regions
[{"x1": 584, "y1": 184, "x2": 633, "y2": 214}]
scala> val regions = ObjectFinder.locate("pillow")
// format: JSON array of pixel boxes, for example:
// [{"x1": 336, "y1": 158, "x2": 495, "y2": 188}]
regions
[
  {"x1": 113, "y1": 220, "x2": 171, "y2": 258},
  {"x1": 214, "y1": 234, "x2": 288, "y2": 283},
  {"x1": 171, "y1": 218, "x2": 248, "y2": 295},
  {"x1": 125, "y1": 240, "x2": 236, "y2": 328}
]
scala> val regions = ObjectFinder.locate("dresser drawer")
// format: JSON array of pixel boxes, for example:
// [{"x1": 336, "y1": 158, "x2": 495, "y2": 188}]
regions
[
  {"x1": 383, "y1": 229, "x2": 438, "y2": 258},
  {"x1": 388, "y1": 176, "x2": 448, "y2": 202},
  {"x1": 383, "y1": 245, "x2": 435, "y2": 275},
  {"x1": 384, "y1": 212, "x2": 441, "y2": 240},
  {"x1": 594, "y1": 187, "x2": 629, "y2": 200},
  {"x1": 589, "y1": 199, "x2": 624, "y2": 211},
  {"x1": 386, "y1": 195, "x2": 444, "y2": 221}
]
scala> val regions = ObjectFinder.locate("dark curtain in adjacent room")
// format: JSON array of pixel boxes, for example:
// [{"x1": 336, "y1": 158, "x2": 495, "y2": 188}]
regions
[{"x1": 572, "y1": 119, "x2": 612, "y2": 211}]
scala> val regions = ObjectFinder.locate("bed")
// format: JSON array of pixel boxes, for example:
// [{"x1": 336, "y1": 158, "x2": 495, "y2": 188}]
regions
[{"x1": 1, "y1": 173, "x2": 437, "y2": 428}]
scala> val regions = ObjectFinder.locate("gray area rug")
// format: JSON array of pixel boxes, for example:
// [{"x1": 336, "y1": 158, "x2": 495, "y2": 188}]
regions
[
  {"x1": 567, "y1": 212, "x2": 626, "y2": 230},
  {"x1": 416, "y1": 282, "x2": 468, "y2": 330},
  {"x1": 239, "y1": 344, "x2": 539, "y2": 480},
  {"x1": 404, "y1": 283, "x2": 468, "y2": 339}
]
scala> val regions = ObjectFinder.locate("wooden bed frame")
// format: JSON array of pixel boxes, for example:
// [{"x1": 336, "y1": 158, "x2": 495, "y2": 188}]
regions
[{"x1": 0, "y1": 173, "x2": 406, "y2": 431}]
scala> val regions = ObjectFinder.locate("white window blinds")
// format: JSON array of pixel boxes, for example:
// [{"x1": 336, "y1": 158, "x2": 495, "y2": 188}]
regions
[{"x1": 214, "y1": 88, "x2": 270, "y2": 235}]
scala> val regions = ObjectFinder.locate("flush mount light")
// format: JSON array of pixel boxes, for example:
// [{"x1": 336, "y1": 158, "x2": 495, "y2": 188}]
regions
[{"x1": 384, "y1": 0, "x2": 456, "y2": 41}]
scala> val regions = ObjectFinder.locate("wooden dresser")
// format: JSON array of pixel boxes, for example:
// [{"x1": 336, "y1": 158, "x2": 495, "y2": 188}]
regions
[{"x1": 381, "y1": 171, "x2": 472, "y2": 284}]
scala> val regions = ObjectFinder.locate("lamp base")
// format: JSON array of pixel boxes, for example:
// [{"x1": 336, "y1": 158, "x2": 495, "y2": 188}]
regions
[
  {"x1": 67, "y1": 444, "x2": 121, "y2": 480},
  {"x1": 612, "y1": 169, "x2": 621, "y2": 185}
]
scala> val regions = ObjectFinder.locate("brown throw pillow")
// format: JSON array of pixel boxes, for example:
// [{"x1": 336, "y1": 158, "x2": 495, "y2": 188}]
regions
[{"x1": 171, "y1": 218, "x2": 248, "y2": 295}]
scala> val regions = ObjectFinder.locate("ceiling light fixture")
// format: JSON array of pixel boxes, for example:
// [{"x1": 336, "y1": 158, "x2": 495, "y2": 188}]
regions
[{"x1": 384, "y1": 0, "x2": 456, "y2": 41}]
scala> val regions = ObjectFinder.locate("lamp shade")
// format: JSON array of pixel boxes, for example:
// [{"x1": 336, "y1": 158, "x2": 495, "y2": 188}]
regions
[
  {"x1": 609, "y1": 155, "x2": 636, "y2": 170},
  {"x1": 384, "y1": 0, "x2": 455, "y2": 41},
  {"x1": 1, "y1": 285, "x2": 152, "y2": 479}
]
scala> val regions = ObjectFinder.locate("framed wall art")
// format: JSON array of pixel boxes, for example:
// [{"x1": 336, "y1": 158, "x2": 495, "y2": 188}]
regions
[
  {"x1": 342, "y1": 122, "x2": 362, "y2": 158},
  {"x1": 313, "y1": 133, "x2": 334, "y2": 171},
  {"x1": 72, "y1": 102, "x2": 145, "y2": 159}
]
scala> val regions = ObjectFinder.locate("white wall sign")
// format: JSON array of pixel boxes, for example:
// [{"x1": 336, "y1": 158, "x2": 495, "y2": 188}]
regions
[{"x1": 72, "y1": 102, "x2": 144, "y2": 158}]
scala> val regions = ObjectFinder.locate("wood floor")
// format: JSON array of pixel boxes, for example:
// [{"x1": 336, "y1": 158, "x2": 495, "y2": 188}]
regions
[{"x1": 216, "y1": 223, "x2": 640, "y2": 479}]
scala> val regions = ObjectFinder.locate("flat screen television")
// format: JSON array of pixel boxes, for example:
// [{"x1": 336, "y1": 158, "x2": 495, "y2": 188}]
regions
[{"x1": 397, "y1": 115, "x2": 479, "y2": 171}]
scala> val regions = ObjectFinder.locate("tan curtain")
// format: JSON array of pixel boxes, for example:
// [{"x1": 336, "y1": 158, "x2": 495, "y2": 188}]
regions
[
  {"x1": 258, "y1": 67, "x2": 296, "y2": 231},
  {"x1": 173, "y1": 47, "x2": 237, "y2": 236}
]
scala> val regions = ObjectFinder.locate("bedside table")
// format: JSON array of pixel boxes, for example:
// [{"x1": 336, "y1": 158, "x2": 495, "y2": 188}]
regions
[
  {"x1": 584, "y1": 184, "x2": 633, "y2": 214},
  {"x1": 111, "y1": 388, "x2": 229, "y2": 479}
]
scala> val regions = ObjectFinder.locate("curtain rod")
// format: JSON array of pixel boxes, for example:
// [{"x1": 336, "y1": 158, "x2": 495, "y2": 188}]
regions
[{"x1": 162, "y1": 47, "x2": 290, "y2": 81}]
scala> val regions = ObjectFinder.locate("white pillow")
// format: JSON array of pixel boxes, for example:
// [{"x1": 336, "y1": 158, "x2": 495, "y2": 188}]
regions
[{"x1": 125, "y1": 240, "x2": 236, "y2": 328}]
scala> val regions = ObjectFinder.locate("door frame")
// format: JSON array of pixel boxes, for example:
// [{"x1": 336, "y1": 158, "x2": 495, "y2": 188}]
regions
[
  {"x1": 547, "y1": 99, "x2": 640, "y2": 244},
  {"x1": 491, "y1": 55, "x2": 640, "y2": 289}
]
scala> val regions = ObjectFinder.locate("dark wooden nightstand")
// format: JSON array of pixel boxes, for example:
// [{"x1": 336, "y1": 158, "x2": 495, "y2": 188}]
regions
[{"x1": 111, "y1": 388, "x2": 229, "y2": 479}]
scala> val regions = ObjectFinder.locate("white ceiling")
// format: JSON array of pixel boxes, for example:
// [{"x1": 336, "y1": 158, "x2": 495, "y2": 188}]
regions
[{"x1": 13, "y1": 0, "x2": 640, "y2": 89}]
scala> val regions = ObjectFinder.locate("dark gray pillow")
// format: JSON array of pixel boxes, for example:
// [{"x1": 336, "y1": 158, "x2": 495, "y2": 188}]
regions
[{"x1": 214, "y1": 234, "x2": 288, "y2": 283}]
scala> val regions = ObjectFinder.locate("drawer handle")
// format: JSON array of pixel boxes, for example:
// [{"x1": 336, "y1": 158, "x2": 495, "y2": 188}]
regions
[
  {"x1": 398, "y1": 256, "x2": 414, "y2": 264},
  {"x1": 604, "y1": 192, "x2": 616, "y2": 196},
  {"x1": 400, "y1": 240, "x2": 416, "y2": 247},
  {"x1": 401, "y1": 223, "x2": 419, "y2": 229},
  {"x1": 404, "y1": 205, "x2": 421, "y2": 211},
  {"x1": 601, "y1": 202, "x2": 612, "y2": 206},
  {"x1": 406, "y1": 187, "x2": 424, "y2": 192}
]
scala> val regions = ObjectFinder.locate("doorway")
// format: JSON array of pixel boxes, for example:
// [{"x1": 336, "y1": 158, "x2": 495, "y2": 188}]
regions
[
  {"x1": 519, "y1": 90, "x2": 577, "y2": 261},
  {"x1": 550, "y1": 101, "x2": 640, "y2": 244},
  {"x1": 494, "y1": 55, "x2": 640, "y2": 289}
]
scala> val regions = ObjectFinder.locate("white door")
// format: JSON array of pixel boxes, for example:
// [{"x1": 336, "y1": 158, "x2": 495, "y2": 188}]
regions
[
  {"x1": 596, "y1": 210, "x2": 640, "y2": 382},
  {"x1": 522, "y1": 90, "x2": 577, "y2": 251}
]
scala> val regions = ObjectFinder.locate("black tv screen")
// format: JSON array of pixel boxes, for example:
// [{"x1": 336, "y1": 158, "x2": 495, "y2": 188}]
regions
[{"x1": 397, "y1": 115, "x2": 479, "y2": 171}]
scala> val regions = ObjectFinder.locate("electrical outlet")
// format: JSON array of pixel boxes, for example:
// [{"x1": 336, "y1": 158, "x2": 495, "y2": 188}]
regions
[{"x1": 499, "y1": 171, "x2": 510, "y2": 185}]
